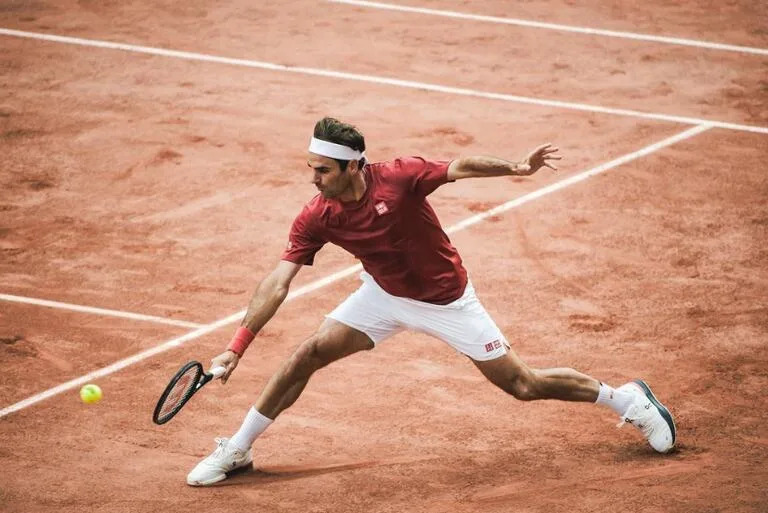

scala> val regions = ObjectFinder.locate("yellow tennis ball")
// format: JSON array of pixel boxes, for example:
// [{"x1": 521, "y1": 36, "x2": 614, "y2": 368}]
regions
[{"x1": 80, "y1": 384, "x2": 102, "y2": 404}]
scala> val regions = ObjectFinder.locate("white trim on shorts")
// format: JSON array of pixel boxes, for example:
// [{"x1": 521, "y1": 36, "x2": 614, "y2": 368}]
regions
[{"x1": 326, "y1": 271, "x2": 509, "y2": 361}]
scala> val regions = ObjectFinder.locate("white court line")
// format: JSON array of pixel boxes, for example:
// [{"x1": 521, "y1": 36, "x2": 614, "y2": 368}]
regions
[
  {"x1": 0, "y1": 293, "x2": 203, "y2": 329},
  {"x1": 0, "y1": 265, "x2": 363, "y2": 419},
  {"x1": 329, "y1": 0, "x2": 768, "y2": 57},
  {"x1": 1, "y1": 28, "x2": 767, "y2": 135},
  {"x1": 0, "y1": 123, "x2": 711, "y2": 418}
]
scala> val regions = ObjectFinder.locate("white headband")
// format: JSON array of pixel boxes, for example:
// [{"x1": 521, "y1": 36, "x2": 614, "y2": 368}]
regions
[{"x1": 308, "y1": 137, "x2": 365, "y2": 161}]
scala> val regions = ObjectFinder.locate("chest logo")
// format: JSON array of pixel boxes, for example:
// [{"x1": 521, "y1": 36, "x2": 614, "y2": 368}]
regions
[{"x1": 374, "y1": 201, "x2": 389, "y2": 215}]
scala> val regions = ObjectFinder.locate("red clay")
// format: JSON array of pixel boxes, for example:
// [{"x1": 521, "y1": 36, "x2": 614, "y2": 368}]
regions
[{"x1": 1, "y1": 1, "x2": 767, "y2": 512}]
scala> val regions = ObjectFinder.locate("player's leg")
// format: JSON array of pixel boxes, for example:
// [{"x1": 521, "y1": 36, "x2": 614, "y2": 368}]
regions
[
  {"x1": 188, "y1": 272, "x2": 402, "y2": 486},
  {"x1": 228, "y1": 318, "x2": 372, "y2": 450},
  {"x1": 472, "y1": 351, "x2": 676, "y2": 453},
  {"x1": 471, "y1": 348, "x2": 600, "y2": 402},
  {"x1": 398, "y1": 279, "x2": 675, "y2": 454},
  {"x1": 187, "y1": 319, "x2": 373, "y2": 486},
  {"x1": 255, "y1": 318, "x2": 374, "y2": 418}
]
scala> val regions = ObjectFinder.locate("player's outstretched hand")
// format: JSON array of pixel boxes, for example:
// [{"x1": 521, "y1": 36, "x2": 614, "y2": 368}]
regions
[
  {"x1": 211, "y1": 350, "x2": 240, "y2": 384},
  {"x1": 519, "y1": 143, "x2": 561, "y2": 175}
]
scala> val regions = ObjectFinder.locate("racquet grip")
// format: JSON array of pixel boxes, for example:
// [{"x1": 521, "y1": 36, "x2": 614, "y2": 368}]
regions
[
  {"x1": 210, "y1": 366, "x2": 227, "y2": 378},
  {"x1": 226, "y1": 326, "x2": 255, "y2": 357}
]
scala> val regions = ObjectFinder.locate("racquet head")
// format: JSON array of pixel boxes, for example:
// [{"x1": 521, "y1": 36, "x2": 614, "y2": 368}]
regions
[{"x1": 153, "y1": 361, "x2": 204, "y2": 425}]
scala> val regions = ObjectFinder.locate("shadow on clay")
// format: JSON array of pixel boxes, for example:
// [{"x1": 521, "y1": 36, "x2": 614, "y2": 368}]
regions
[{"x1": 208, "y1": 459, "x2": 401, "y2": 486}]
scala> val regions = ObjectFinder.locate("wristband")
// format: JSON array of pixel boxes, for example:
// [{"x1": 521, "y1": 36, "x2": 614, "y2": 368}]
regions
[{"x1": 227, "y1": 326, "x2": 255, "y2": 357}]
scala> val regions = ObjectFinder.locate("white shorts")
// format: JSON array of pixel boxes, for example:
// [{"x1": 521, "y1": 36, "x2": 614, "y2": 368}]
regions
[{"x1": 326, "y1": 272, "x2": 509, "y2": 361}]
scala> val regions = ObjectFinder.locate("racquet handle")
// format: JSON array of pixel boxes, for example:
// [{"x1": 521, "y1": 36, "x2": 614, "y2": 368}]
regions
[{"x1": 209, "y1": 366, "x2": 227, "y2": 379}]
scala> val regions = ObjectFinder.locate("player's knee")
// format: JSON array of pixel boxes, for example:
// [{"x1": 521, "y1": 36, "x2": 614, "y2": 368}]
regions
[
  {"x1": 285, "y1": 336, "x2": 323, "y2": 379},
  {"x1": 505, "y1": 370, "x2": 542, "y2": 401}
]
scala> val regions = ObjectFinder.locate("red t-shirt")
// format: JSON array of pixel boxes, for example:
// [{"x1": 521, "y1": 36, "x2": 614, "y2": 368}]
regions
[{"x1": 281, "y1": 157, "x2": 468, "y2": 304}]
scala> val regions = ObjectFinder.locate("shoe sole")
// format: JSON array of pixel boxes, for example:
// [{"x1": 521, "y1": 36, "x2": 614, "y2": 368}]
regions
[
  {"x1": 187, "y1": 457, "x2": 253, "y2": 487},
  {"x1": 632, "y1": 379, "x2": 676, "y2": 451},
  {"x1": 187, "y1": 473, "x2": 227, "y2": 487}
]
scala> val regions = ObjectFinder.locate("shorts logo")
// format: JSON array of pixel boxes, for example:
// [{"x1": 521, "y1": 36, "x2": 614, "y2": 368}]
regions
[
  {"x1": 484, "y1": 340, "x2": 502, "y2": 352},
  {"x1": 375, "y1": 201, "x2": 389, "y2": 215},
  {"x1": 286, "y1": 240, "x2": 293, "y2": 250}
]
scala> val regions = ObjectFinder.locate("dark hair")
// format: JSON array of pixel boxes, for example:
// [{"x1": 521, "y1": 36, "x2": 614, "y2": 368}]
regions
[{"x1": 313, "y1": 117, "x2": 366, "y2": 171}]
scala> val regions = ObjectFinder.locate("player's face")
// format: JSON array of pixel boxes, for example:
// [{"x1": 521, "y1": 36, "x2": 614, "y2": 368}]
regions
[{"x1": 307, "y1": 153, "x2": 352, "y2": 199}]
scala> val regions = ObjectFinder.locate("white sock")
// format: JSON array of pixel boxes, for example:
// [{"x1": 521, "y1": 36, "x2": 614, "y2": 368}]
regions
[
  {"x1": 595, "y1": 383, "x2": 635, "y2": 416},
  {"x1": 229, "y1": 407, "x2": 273, "y2": 451}
]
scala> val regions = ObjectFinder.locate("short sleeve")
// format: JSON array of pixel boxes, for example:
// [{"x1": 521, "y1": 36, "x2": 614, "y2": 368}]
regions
[
  {"x1": 281, "y1": 207, "x2": 325, "y2": 266},
  {"x1": 397, "y1": 157, "x2": 452, "y2": 196}
]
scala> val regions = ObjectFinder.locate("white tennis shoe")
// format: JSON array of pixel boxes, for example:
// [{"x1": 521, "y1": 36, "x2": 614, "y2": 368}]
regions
[
  {"x1": 616, "y1": 380, "x2": 676, "y2": 453},
  {"x1": 187, "y1": 437, "x2": 253, "y2": 486}
]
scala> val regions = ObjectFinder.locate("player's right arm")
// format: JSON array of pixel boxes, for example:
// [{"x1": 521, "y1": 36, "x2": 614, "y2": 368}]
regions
[
  {"x1": 241, "y1": 259, "x2": 303, "y2": 335},
  {"x1": 211, "y1": 259, "x2": 303, "y2": 383}
]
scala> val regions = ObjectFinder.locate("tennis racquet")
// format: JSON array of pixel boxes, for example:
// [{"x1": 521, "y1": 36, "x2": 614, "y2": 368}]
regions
[{"x1": 152, "y1": 361, "x2": 226, "y2": 425}]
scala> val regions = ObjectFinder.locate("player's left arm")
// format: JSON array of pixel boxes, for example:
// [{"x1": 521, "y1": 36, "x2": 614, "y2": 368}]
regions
[{"x1": 446, "y1": 144, "x2": 560, "y2": 181}]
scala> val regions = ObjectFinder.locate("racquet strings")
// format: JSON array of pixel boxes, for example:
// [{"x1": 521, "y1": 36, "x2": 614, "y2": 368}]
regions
[{"x1": 157, "y1": 365, "x2": 201, "y2": 422}]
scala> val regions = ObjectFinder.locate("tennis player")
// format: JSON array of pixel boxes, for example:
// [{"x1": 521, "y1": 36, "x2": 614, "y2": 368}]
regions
[{"x1": 187, "y1": 117, "x2": 676, "y2": 486}]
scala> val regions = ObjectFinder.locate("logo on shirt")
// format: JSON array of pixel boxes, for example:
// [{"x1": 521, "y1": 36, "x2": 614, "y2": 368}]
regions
[
  {"x1": 374, "y1": 201, "x2": 389, "y2": 215},
  {"x1": 484, "y1": 340, "x2": 502, "y2": 352}
]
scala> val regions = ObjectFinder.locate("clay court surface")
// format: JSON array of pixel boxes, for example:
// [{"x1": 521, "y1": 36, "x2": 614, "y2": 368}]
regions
[{"x1": 1, "y1": 0, "x2": 767, "y2": 511}]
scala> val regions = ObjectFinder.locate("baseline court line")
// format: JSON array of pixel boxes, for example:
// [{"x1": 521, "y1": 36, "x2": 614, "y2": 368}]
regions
[
  {"x1": 0, "y1": 124, "x2": 711, "y2": 418},
  {"x1": 329, "y1": 0, "x2": 768, "y2": 56},
  {"x1": 1, "y1": 28, "x2": 767, "y2": 135},
  {"x1": 0, "y1": 293, "x2": 204, "y2": 329}
]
